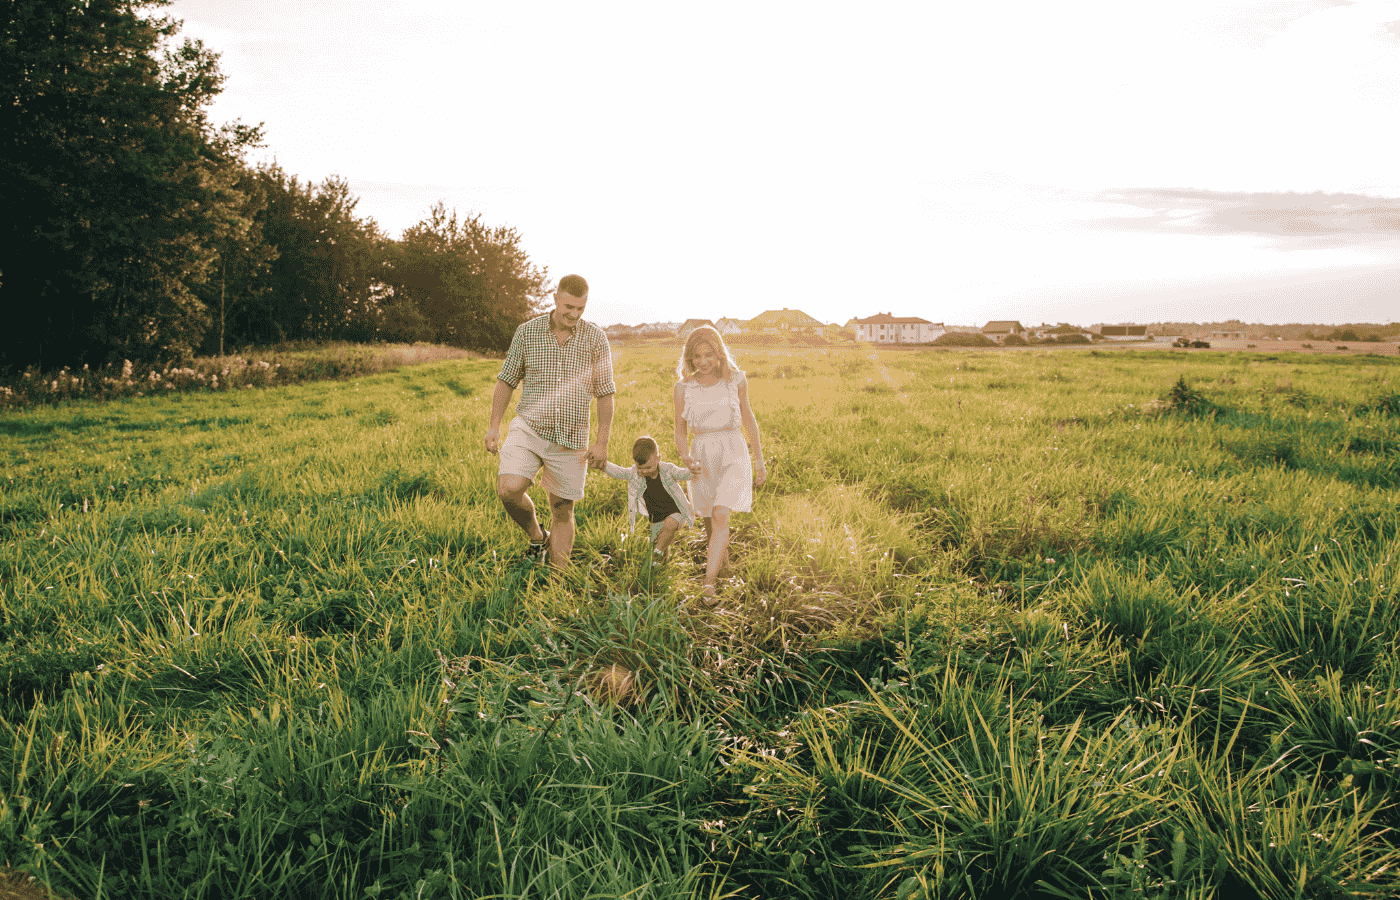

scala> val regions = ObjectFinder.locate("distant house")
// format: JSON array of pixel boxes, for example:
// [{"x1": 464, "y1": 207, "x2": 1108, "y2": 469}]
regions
[
  {"x1": 1098, "y1": 325, "x2": 1149, "y2": 341},
  {"x1": 849, "y1": 313, "x2": 945, "y2": 344},
  {"x1": 1036, "y1": 323, "x2": 1093, "y2": 341},
  {"x1": 713, "y1": 317, "x2": 746, "y2": 336},
  {"x1": 747, "y1": 308, "x2": 826, "y2": 334},
  {"x1": 604, "y1": 323, "x2": 639, "y2": 340},
  {"x1": 981, "y1": 321, "x2": 1025, "y2": 343},
  {"x1": 1210, "y1": 330, "x2": 1244, "y2": 340},
  {"x1": 635, "y1": 322, "x2": 680, "y2": 338}
]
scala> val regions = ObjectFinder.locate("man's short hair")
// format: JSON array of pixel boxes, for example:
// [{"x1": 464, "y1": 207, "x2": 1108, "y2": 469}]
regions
[
  {"x1": 558, "y1": 274, "x2": 588, "y2": 298},
  {"x1": 632, "y1": 435, "x2": 659, "y2": 465}
]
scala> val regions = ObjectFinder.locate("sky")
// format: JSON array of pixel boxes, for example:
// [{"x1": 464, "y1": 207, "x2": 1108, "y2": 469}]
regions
[{"x1": 165, "y1": 0, "x2": 1400, "y2": 328}]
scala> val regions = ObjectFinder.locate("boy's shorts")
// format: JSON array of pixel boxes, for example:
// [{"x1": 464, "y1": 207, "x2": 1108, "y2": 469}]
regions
[
  {"x1": 649, "y1": 513, "x2": 682, "y2": 542},
  {"x1": 497, "y1": 417, "x2": 587, "y2": 501}
]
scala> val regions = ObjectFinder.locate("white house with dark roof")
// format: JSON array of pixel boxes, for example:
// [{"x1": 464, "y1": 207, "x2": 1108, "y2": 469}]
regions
[
  {"x1": 848, "y1": 313, "x2": 945, "y2": 344},
  {"x1": 634, "y1": 321, "x2": 680, "y2": 337},
  {"x1": 981, "y1": 320, "x2": 1025, "y2": 342}
]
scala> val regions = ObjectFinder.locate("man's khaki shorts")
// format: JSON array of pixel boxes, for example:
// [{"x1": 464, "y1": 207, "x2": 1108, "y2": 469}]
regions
[{"x1": 497, "y1": 417, "x2": 587, "y2": 501}]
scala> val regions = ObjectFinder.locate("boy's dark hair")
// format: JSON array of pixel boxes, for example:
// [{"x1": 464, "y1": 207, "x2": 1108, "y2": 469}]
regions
[
  {"x1": 558, "y1": 274, "x2": 588, "y2": 298},
  {"x1": 632, "y1": 435, "x2": 659, "y2": 465}
]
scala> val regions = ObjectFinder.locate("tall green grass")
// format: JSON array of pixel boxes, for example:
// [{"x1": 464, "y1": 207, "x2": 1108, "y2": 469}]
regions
[{"x1": 2, "y1": 346, "x2": 1398, "y2": 898}]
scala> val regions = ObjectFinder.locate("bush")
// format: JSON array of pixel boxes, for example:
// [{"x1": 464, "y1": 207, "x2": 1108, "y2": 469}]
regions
[
  {"x1": 731, "y1": 333, "x2": 780, "y2": 346},
  {"x1": 1055, "y1": 334, "x2": 1090, "y2": 345},
  {"x1": 932, "y1": 332, "x2": 996, "y2": 347},
  {"x1": 1164, "y1": 375, "x2": 1210, "y2": 414},
  {"x1": 1002, "y1": 333, "x2": 1028, "y2": 347},
  {"x1": 0, "y1": 344, "x2": 475, "y2": 409}
]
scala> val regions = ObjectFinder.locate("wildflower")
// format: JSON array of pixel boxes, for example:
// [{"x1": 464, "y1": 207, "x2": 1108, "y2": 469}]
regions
[
  {"x1": 121, "y1": 360, "x2": 133, "y2": 377},
  {"x1": 211, "y1": 375, "x2": 218, "y2": 388}
]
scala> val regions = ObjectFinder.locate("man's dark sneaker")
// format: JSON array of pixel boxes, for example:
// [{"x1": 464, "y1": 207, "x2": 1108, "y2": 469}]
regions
[{"x1": 525, "y1": 529, "x2": 550, "y2": 566}]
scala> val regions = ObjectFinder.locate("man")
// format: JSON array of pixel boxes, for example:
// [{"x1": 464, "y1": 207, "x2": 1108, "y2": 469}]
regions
[{"x1": 484, "y1": 274, "x2": 614, "y2": 568}]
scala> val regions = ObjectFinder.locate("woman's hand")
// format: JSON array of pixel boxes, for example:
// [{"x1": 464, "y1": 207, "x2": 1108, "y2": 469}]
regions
[{"x1": 753, "y1": 461, "x2": 767, "y2": 487}]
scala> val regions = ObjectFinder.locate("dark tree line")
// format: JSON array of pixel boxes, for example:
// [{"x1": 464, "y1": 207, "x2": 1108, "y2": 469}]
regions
[{"x1": 1, "y1": 0, "x2": 547, "y2": 372}]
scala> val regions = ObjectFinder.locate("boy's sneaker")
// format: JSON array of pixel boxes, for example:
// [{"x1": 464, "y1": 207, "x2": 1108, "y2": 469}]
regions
[
  {"x1": 525, "y1": 530, "x2": 550, "y2": 566},
  {"x1": 650, "y1": 549, "x2": 666, "y2": 569}
]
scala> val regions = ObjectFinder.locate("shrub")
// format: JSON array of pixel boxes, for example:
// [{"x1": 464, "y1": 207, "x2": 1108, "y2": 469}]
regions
[
  {"x1": 1002, "y1": 333, "x2": 1028, "y2": 347},
  {"x1": 1055, "y1": 334, "x2": 1090, "y2": 345},
  {"x1": 1150, "y1": 375, "x2": 1213, "y2": 416},
  {"x1": 933, "y1": 332, "x2": 996, "y2": 347},
  {"x1": 732, "y1": 333, "x2": 780, "y2": 346}
]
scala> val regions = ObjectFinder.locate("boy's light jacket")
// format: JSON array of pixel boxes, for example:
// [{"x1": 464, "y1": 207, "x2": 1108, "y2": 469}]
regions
[{"x1": 603, "y1": 461, "x2": 696, "y2": 533}]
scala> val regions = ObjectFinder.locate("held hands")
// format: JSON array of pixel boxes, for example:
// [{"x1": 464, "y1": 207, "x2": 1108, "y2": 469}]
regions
[
  {"x1": 684, "y1": 455, "x2": 702, "y2": 475},
  {"x1": 585, "y1": 441, "x2": 608, "y2": 471}
]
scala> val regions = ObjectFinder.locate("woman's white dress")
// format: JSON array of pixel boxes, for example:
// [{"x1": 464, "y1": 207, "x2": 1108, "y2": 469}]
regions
[{"x1": 680, "y1": 372, "x2": 752, "y2": 516}]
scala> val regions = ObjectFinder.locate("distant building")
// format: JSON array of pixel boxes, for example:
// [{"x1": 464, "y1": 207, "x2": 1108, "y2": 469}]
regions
[
  {"x1": 747, "y1": 308, "x2": 826, "y2": 334},
  {"x1": 635, "y1": 322, "x2": 680, "y2": 338},
  {"x1": 714, "y1": 317, "x2": 746, "y2": 336},
  {"x1": 848, "y1": 313, "x2": 946, "y2": 344},
  {"x1": 1098, "y1": 325, "x2": 1149, "y2": 341},
  {"x1": 604, "y1": 323, "x2": 639, "y2": 339},
  {"x1": 677, "y1": 319, "x2": 715, "y2": 340},
  {"x1": 981, "y1": 321, "x2": 1025, "y2": 343},
  {"x1": 1210, "y1": 330, "x2": 1245, "y2": 340}
]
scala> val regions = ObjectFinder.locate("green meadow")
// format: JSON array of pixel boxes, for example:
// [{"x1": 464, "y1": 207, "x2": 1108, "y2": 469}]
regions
[{"x1": 2, "y1": 344, "x2": 1398, "y2": 899}]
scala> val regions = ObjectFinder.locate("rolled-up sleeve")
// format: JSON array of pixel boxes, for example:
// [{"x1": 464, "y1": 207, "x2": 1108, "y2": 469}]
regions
[
  {"x1": 498, "y1": 324, "x2": 526, "y2": 387},
  {"x1": 591, "y1": 334, "x2": 616, "y2": 397}
]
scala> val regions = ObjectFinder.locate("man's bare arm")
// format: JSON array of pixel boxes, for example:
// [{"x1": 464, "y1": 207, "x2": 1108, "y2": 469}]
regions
[
  {"x1": 586, "y1": 393, "x2": 614, "y2": 469},
  {"x1": 484, "y1": 379, "x2": 515, "y2": 454}
]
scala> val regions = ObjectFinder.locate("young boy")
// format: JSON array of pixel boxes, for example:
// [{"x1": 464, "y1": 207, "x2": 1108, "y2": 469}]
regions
[{"x1": 603, "y1": 435, "x2": 697, "y2": 563}]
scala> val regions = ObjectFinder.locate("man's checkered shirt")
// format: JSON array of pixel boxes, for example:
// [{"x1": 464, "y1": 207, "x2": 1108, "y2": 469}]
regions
[{"x1": 498, "y1": 314, "x2": 615, "y2": 450}]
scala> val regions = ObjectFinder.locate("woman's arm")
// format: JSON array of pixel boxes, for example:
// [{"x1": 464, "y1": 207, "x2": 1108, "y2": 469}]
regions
[
  {"x1": 674, "y1": 382, "x2": 700, "y2": 473},
  {"x1": 737, "y1": 376, "x2": 766, "y2": 486}
]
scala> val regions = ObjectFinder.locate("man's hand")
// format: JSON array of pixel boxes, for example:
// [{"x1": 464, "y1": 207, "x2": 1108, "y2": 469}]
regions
[
  {"x1": 484, "y1": 428, "x2": 501, "y2": 455},
  {"x1": 585, "y1": 440, "x2": 608, "y2": 471}
]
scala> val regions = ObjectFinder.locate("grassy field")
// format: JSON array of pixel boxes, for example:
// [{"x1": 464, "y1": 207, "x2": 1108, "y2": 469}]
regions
[{"x1": 1, "y1": 344, "x2": 1398, "y2": 899}]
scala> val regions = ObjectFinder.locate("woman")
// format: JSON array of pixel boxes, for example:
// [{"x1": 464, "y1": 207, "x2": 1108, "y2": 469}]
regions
[{"x1": 673, "y1": 326, "x2": 766, "y2": 600}]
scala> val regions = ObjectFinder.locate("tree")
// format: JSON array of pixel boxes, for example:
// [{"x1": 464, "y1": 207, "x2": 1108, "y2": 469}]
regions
[
  {"x1": 383, "y1": 203, "x2": 548, "y2": 351},
  {"x1": 195, "y1": 162, "x2": 278, "y2": 356},
  {"x1": 250, "y1": 165, "x2": 387, "y2": 345},
  {"x1": 0, "y1": 0, "x2": 261, "y2": 369}
]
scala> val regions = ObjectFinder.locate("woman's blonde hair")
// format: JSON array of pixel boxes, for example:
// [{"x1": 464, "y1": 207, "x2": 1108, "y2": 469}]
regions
[{"x1": 676, "y1": 325, "x2": 741, "y2": 381}]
